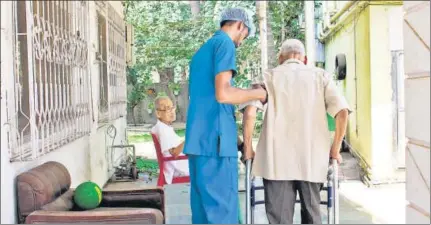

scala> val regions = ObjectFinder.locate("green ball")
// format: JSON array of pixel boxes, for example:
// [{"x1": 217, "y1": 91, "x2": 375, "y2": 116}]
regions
[{"x1": 73, "y1": 181, "x2": 102, "y2": 210}]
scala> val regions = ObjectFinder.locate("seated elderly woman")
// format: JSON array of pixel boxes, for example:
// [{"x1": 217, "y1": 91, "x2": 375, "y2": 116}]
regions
[{"x1": 151, "y1": 96, "x2": 189, "y2": 184}]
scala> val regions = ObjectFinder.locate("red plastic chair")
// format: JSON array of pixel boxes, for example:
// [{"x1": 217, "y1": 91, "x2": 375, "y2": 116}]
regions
[{"x1": 151, "y1": 133, "x2": 190, "y2": 187}]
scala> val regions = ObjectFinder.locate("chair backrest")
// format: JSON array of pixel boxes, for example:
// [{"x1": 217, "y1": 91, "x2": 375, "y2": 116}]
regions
[
  {"x1": 151, "y1": 133, "x2": 167, "y2": 187},
  {"x1": 151, "y1": 133, "x2": 164, "y2": 167}
]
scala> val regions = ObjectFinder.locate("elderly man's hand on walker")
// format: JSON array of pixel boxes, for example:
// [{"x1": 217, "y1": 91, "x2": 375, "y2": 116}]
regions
[
  {"x1": 330, "y1": 150, "x2": 343, "y2": 165},
  {"x1": 242, "y1": 144, "x2": 255, "y2": 161},
  {"x1": 330, "y1": 108, "x2": 349, "y2": 165}
]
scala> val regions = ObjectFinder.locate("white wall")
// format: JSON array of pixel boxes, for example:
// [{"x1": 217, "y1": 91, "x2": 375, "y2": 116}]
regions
[
  {"x1": 1, "y1": 1, "x2": 128, "y2": 223},
  {"x1": 0, "y1": 118, "x2": 126, "y2": 224},
  {"x1": 108, "y1": 1, "x2": 124, "y2": 18},
  {"x1": 324, "y1": 3, "x2": 405, "y2": 183},
  {"x1": 403, "y1": 1, "x2": 430, "y2": 224},
  {"x1": 368, "y1": 5, "x2": 407, "y2": 181},
  {"x1": 388, "y1": 6, "x2": 406, "y2": 168}
]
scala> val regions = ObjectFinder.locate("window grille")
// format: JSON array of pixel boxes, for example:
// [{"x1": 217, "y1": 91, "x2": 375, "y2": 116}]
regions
[
  {"x1": 107, "y1": 5, "x2": 127, "y2": 121},
  {"x1": 6, "y1": 1, "x2": 91, "y2": 161},
  {"x1": 97, "y1": 4, "x2": 127, "y2": 123},
  {"x1": 97, "y1": 12, "x2": 109, "y2": 122}
]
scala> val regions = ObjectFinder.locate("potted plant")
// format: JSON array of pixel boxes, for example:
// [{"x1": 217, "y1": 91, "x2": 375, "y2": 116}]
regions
[
  {"x1": 147, "y1": 102, "x2": 154, "y2": 114},
  {"x1": 169, "y1": 82, "x2": 182, "y2": 96}
]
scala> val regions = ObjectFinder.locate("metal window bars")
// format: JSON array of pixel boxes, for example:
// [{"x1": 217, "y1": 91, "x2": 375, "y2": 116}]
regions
[
  {"x1": 96, "y1": 4, "x2": 127, "y2": 123},
  {"x1": 107, "y1": 5, "x2": 127, "y2": 121},
  {"x1": 244, "y1": 159, "x2": 340, "y2": 224},
  {"x1": 5, "y1": 1, "x2": 128, "y2": 161},
  {"x1": 6, "y1": 1, "x2": 92, "y2": 161}
]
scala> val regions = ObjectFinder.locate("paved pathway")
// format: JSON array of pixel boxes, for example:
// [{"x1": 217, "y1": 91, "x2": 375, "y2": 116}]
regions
[
  {"x1": 105, "y1": 157, "x2": 404, "y2": 224},
  {"x1": 164, "y1": 177, "x2": 378, "y2": 224},
  {"x1": 121, "y1": 132, "x2": 405, "y2": 224}
]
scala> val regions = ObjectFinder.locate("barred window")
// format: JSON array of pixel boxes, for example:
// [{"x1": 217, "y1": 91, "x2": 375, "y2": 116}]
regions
[
  {"x1": 6, "y1": 1, "x2": 91, "y2": 161},
  {"x1": 97, "y1": 4, "x2": 127, "y2": 123},
  {"x1": 97, "y1": 12, "x2": 109, "y2": 122}
]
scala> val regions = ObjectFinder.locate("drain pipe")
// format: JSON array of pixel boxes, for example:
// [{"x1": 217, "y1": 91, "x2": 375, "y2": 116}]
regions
[
  {"x1": 319, "y1": 0, "x2": 368, "y2": 42},
  {"x1": 320, "y1": 1, "x2": 357, "y2": 34},
  {"x1": 330, "y1": 1, "x2": 357, "y2": 24},
  {"x1": 319, "y1": 0, "x2": 358, "y2": 39}
]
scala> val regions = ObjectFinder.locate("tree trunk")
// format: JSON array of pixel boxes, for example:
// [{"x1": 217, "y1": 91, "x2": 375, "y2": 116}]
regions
[
  {"x1": 128, "y1": 104, "x2": 137, "y2": 126},
  {"x1": 157, "y1": 67, "x2": 175, "y2": 97},
  {"x1": 189, "y1": 1, "x2": 200, "y2": 18},
  {"x1": 266, "y1": 16, "x2": 277, "y2": 68},
  {"x1": 257, "y1": 1, "x2": 268, "y2": 72},
  {"x1": 265, "y1": 2, "x2": 278, "y2": 68},
  {"x1": 132, "y1": 108, "x2": 137, "y2": 126},
  {"x1": 157, "y1": 67, "x2": 187, "y2": 121},
  {"x1": 281, "y1": 3, "x2": 286, "y2": 42}
]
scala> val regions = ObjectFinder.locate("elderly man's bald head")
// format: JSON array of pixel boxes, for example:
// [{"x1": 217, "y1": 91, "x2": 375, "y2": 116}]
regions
[{"x1": 278, "y1": 39, "x2": 306, "y2": 64}]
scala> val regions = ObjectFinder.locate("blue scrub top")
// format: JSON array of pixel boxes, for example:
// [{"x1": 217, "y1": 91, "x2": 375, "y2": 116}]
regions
[{"x1": 183, "y1": 30, "x2": 238, "y2": 157}]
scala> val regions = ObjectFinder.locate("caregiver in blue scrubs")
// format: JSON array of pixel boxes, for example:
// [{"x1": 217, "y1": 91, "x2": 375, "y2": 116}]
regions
[{"x1": 183, "y1": 8, "x2": 267, "y2": 224}]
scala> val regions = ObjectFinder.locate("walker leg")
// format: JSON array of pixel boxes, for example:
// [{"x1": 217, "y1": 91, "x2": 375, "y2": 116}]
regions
[
  {"x1": 251, "y1": 177, "x2": 255, "y2": 224},
  {"x1": 332, "y1": 159, "x2": 339, "y2": 224},
  {"x1": 327, "y1": 166, "x2": 334, "y2": 224},
  {"x1": 245, "y1": 160, "x2": 252, "y2": 224}
]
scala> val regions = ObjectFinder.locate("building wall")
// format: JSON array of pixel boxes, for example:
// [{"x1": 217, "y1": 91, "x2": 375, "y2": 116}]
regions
[
  {"x1": 403, "y1": 1, "x2": 430, "y2": 223},
  {"x1": 323, "y1": 1, "x2": 403, "y2": 182},
  {"x1": 0, "y1": 117, "x2": 127, "y2": 224},
  {"x1": 325, "y1": 6, "x2": 372, "y2": 168},
  {"x1": 109, "y1": 1, "x2": 124, "y2": 18},
  {"x1": 368, "y1": 4, "x2": 404, "y2": 180},
  {"x1": 1, "y1": 1, "x2": 129, "y2": 223}
]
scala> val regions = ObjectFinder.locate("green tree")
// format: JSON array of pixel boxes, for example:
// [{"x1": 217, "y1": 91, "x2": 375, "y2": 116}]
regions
[
  {"x1": 127, "y1": 65, "x2": 153, "y2": 125},
  {"x1": 124, "y1": 0, "x2": 305, "y2": 126},
  {"x1": 269, "y1": 1, "x2": 305, "y2": 48}
]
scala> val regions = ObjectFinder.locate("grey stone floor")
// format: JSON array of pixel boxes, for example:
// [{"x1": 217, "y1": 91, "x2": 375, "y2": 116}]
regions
[
  {"x1": 104, "y1": 152, "x2": 384, "y2": 224},
  {"x1": 164, "y1": 178, "x2": 377, "y2": 224}
]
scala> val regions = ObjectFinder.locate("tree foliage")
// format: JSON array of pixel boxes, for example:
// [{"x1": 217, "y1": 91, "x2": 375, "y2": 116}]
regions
[
  {"x1": 125, "y1": 1, "x2": 260, "y2": 77},
  {"x1": 124, "y1": 1, "x2": 306, "y2": 124},
  {"x1": 269, "y1": 1, "x2": 305, "y2": 47}
]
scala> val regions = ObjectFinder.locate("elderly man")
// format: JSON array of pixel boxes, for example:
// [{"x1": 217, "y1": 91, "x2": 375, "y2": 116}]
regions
[
  {"x1": 240, "y1": 39, "x2": 350, "y2": 224},
  {"x1": 184, "y1": 8, "x2": 266, "y2": 224},
  {"x1": 151, "y1": 96, "x2": 189, "y2": 184}
]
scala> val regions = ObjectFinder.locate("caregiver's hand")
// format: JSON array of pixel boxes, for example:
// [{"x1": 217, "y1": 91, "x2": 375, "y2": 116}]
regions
[{"x1": 250, "y1": 84, "x2": 267, "y2": 104}]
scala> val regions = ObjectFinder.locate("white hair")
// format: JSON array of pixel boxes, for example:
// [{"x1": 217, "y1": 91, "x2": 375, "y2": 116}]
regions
[
  {"x1": 280, "y1": 39, "x2": 305, "y2": 56},
  {"x1": 154, "y1": 96, "x2": 171, "y2": 109}
]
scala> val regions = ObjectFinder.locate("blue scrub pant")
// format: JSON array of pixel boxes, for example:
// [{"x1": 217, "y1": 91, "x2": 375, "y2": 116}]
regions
[{"x1": 188, "y1": 155, "x2": 239, "y2": 224}]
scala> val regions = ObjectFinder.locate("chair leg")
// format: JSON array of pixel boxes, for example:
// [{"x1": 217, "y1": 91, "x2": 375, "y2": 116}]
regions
[{"x1": 157, "y1": 175, "x2": 164, "y2": 187}]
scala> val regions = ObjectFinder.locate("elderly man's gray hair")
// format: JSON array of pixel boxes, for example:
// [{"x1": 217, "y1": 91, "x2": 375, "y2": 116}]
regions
[
  {"x1": 154, "y1": 96, "x2": 171, "y2": 109},
  {"x1": 280, "y1": 39, "x2": 305, "y2": 56}
]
